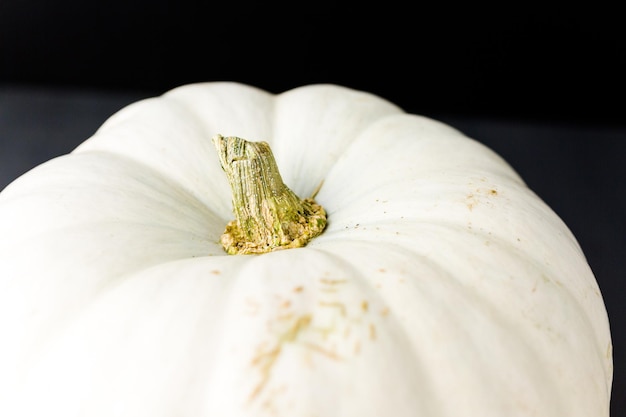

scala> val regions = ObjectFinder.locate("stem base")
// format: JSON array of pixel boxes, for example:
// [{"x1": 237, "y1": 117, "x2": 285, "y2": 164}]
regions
[
  {"x1": 213, "y1": 134, "x2": 327, "y2": 255},
  {"x1": 220, "y1": 197, "x2": 326, "y2": 255}
]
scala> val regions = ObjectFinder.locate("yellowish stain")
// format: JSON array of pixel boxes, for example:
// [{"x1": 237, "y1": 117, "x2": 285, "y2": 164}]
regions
[
  {"x1": 466, "y1": 186, "x2": 499, "y2": 211},
  {"x1": 299, "y1": 341, "x2": 342, "y2": 361},
  {"x1": 249, "y1": 313, "x2": 343, "y2": 404},
  {"x1": 245, "y1": 298, "x2": 261, "y2": 315},
  {"x1": 249, "y1": 315, "x2": 312, "y2": 402},
  {"x1": 343, "y1": 325, "x2": 352, "y2": 339},
  {"x1": 369, "y1": 323, "x2": 377, "y2": 340},
  {"x1": 466, "y1": 193, "x2": 477, "y2": 211},
  {"x1": 318, "y1": 301, "x2": 347, "y2": 317},
  {"x1": 275, "y1": 312, "x2": 295, "y2": 322},
  {"x1": 319, "y1": 278, "x2": 348, "y2": 285},
  {"x1": 248, "y1": 277, "x2": 389, "y2": 407}
]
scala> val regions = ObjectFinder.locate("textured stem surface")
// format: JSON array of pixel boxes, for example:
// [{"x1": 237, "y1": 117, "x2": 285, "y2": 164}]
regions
[{"x1": 213, "y1": 134, "x2": 327, "y2": 255}]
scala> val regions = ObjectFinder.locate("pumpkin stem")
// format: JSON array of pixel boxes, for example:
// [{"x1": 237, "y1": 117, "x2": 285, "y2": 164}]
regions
[{"x1": 212, "y1": 134, "x2": 327, "y2": 255}]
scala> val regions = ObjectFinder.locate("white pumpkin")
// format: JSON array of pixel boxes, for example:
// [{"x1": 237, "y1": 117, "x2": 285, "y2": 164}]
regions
[{"x1": 0, "y1": 82, "x2": 612, "y2": 417}]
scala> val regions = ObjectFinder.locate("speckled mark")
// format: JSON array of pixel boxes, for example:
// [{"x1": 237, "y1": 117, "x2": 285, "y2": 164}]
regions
[
  {"x1": 466, "y1": 193, "x2": 478, "y2": 211},
  {"x1": 465, "y1": 184, "x2": 500, "y2": 211},
  {"x1": 249, "y1": 315, "x2": 313, "y2": 402},
  {"x1": 249, "y1": 312, "x2": 344, "y2": 404},
  {"x1": 245, "y1": 298, "x2": 261, "y2": 315},
  {"x1": 369, "y1": 323, "x2": 377, "y2": 340},
  {"x1": 319, "y1": 278, "x2": 348, "y2": 285},
  {"x1": 248, "y1": 275, "x2": 392, "y2": 408},
  {"x1": 318, "y1": 301, "x2": 347, "y2": 317},
  {"x1": 318, "y1": 277, "x2": 348, "y2": 293}
]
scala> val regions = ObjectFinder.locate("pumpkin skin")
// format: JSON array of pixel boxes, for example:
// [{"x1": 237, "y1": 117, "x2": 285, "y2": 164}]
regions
[{"x1": 0, "y1": 82, "x2": 612, "y2": 417}]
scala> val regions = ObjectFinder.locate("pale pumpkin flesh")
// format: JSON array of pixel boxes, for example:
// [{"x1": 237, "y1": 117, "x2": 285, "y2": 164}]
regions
[{"x1": 0, "y1": 83, "x2": 612, "y2": 417}]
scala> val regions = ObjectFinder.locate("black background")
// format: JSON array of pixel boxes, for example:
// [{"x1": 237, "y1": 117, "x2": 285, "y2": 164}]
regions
[
  {"x1": 1, "y1": 3, "x2": 624, "y2": 124},
  {"x1": 1, "y1": 2, "x2": 624, "y2": 414}
]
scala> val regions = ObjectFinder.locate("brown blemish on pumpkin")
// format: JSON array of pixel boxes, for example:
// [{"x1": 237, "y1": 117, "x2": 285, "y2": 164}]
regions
[
  {"x1": 249, "y1": 283, "x2": 394, "y2": 406},
  {"x1": 318, "y1": 278, "x2": 347, "y2": 294},
  {"x1": 319, "y1": 278, "x2": 348, "y2": 285},
  {"x1": 260, "y1": 385, "x2": 288, "y2": 415},
  {"x1": 369, "y1": 323, "x2": 377, "y2": 340},
  {"x1": 318, "y1": 301, "x2": 347, "y2": 317},
  {"x1": 276, "y1": 312, "x2": 295, "y2": 322},
  {"x1": 250, "y1": 313, "x2": 343, "y2": 403},
  {"x1": 466, "y1": 186, "x2": 500, "y2": 211},
  {"x1": 299, "y1": 341, "x2": 342, "y2": 361},
  {"x1": 210, "y1": 269, "x2": 221, "y2": 275},
  {"x1": 311, "y1": 324, "x2": 336, "y2": 341},
  {"x1": 466, "y1": 193, "x2": 477, "y2": 211},
  {"x1": 343, "y1": 325, "x2": 352, "y2": 339},
  {"x1": 245, "y1": 298, "x2": 260, "y2": 315},
  {"x1": 249, "y1": 314, "x2": 312, "y2": 402}
]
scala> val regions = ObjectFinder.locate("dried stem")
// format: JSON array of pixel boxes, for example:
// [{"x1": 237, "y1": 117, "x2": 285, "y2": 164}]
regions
[{"x1": 213, "y1": 134, "x2": 327, "y2": 255}]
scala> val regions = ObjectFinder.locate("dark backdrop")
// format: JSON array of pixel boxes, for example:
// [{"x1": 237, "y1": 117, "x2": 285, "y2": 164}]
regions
[
  {"x1": 1, "y1": 3, "x2": 624, "y2": 415},
  {"x1": 1, "y1": 3, "x2": 624, "y2": 124}
]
